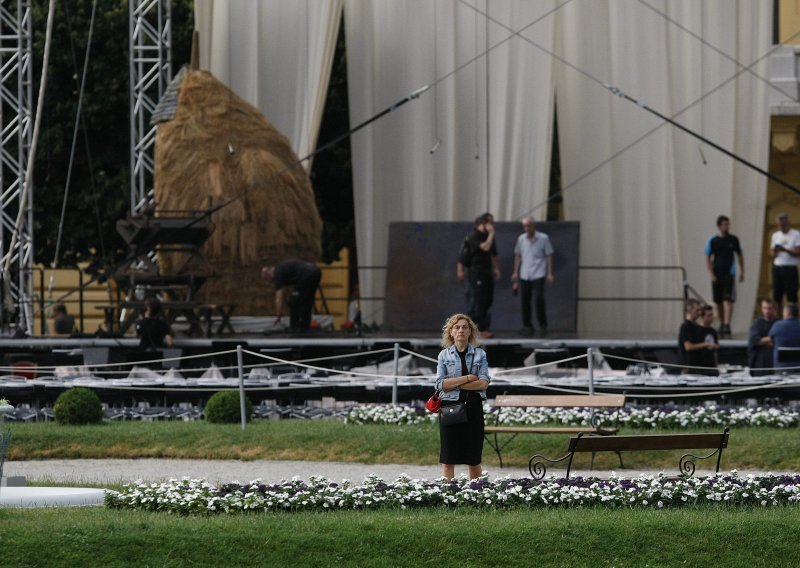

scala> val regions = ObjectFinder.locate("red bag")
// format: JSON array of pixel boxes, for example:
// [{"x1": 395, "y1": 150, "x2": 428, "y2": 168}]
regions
[{"x1": 425, "y1": 392, "x2": 441, "y2": 413}]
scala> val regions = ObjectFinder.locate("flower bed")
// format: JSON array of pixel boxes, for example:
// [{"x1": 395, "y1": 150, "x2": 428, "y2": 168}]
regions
[
  {"x1": 344, "y1": 404, "x2": 800, "y2": 429},
  {"x1": 105, "y1": 472, "x2": 800, "y2": 514}
]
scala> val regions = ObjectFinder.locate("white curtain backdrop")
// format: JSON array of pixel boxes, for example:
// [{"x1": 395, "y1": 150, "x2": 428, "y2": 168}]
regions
[
  {"x1": 344, "y1": 0, "x2": 557, "y2": 323},
  {"x1": 194, "y1": 0, "x2": 343, "y2": 166},
  {"x1": 556, "y1": 0, "x2": 771, "y2": 335},
  {"x1": 194, "y1": 0, "x2": 772, "y2": 334}
]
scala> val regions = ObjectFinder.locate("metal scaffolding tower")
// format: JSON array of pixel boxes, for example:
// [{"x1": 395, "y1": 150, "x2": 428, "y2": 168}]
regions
[
  {"x1": 0, "y1": 0, "x2": 33, "y2": 331},
  {"x1": 130, "y1": 0, "x2": 172, "y2": 214}
]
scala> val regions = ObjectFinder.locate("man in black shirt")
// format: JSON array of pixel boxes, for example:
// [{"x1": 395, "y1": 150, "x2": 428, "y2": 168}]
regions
[
  {"x1": 136, "y1": 298, "x2": 174, "y2": 349},
  {"x1": 460, "y1": 214, "x2": 500, "y2": 338},
  {"x1": 705, "y1": 215, "x2": 744, "y2": 335},
  {"x1": 262, "y1": 259, "x2": 322, "y2": 332},
  {"x1": 456, "y1": 216, "x2": 483, "y2": 320}
]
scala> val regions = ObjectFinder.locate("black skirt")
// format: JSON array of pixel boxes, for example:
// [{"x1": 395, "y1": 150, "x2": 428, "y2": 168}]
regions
[{"x1": 439, "y1": 391, "x2": 484, "y2": 466}]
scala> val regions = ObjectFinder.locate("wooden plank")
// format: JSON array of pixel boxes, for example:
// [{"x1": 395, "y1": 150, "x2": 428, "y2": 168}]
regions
[
  {"x1": 570, "y1": 433, "x2": 728, "y2": 453},
  {"x1": 493, "y1": 394, "x2": 626, "y2": 408},
  {"x1": 485, "y1": 426, "x2": 617, "y2": 434}
]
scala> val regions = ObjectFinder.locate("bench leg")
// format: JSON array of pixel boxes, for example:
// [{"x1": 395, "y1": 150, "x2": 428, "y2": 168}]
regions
[
  {"x1": 565, "y1": 451, "x2": 576, "y2": 480},
  {"x1": 484, "y1": 433, "x2": 504, "y2": 468}
]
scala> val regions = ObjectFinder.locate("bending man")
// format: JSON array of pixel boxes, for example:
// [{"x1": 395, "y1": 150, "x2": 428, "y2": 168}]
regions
[{"x1": 261, "y1": 259, "x2": 322, "y2": 332}]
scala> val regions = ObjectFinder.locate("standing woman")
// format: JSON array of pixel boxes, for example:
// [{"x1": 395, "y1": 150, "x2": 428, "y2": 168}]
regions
[{"x1": 435, "y1": 313, "x2": 491, "y2": 479}]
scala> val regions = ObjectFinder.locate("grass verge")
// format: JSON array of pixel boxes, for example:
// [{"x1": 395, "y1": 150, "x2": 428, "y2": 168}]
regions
[
  {"x1": 5, "y1": 420, "x2": 800, "y2": 471},
  {"x1": 0, "y1": 506, "x2": 797, "y2": 567}
]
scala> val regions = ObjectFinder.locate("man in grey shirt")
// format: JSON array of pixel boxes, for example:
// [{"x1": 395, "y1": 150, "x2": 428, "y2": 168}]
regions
[{"x1": 511, "y1": 217, "x2": 554, "y2": 336}]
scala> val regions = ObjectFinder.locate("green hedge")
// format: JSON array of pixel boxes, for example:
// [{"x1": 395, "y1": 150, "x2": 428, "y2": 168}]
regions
[{"x1": 204, "y1": 391, "x2": 253, "y2": 424}]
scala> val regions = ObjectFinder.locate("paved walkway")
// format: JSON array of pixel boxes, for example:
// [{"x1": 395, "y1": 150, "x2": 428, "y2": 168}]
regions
[
  {"x1": 6, "y1": 459, "x2": 529, "y2": 485},
  {"x1": 4, "y1": 458, "x2": 777, "y2": 486}
]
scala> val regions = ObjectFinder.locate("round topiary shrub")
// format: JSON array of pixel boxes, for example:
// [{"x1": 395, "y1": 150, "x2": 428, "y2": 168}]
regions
[
  {"x1": 53, "y1": 387, "x2": 103, "y2": 425},
  {"x1": 204, "y1": 390, "x2": 253, "y2": 424}
]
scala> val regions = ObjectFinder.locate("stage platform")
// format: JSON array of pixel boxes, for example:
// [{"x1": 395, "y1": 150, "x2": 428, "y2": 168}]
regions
[
  {"x1": 6, "y1": 326, "x2": 800, "y2": 413},
  {"x1": 0, "y1": 329, "x2": 751, "y2": 375},
  {"x1": 0, "y1": 329, "x2": 779, "y2": 408},
  {"x1": 0, "y1": 329, "x2": 749, "y2": 367}
]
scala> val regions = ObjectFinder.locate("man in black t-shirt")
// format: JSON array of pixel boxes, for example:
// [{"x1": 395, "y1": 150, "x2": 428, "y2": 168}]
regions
[
  {"x1": 460, "y1": 213, "x2": 500, "y2": 338},
  {"x1": 705, "y1": 215, "x2": 744, "y2": 336},
  {"x1": 136, "y1": 298, "x2": 174, "y2": 349},
  {"x1": 456, "y1": 216, "x2": 483, "y2": 320},
  {"x1": 694, "y1": 305, "x2": 720, "y2": 376},
  {"x1": 262, "y1": 259, "x2": 322, "y2": 332},
  {"x1": 678, "y1": 299, "x2": 717, "y2": 373}
]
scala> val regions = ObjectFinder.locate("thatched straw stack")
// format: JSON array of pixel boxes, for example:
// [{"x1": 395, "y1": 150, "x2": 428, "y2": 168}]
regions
[{"x1": 154, "y1": 69, "x2": 322, "y2": 315}]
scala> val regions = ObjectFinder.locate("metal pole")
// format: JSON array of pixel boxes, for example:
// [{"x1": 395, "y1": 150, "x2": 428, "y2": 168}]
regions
[
  {"x1": 392, "y1": 342, "x2": 399, "y2": 405},
  {"x1": 587, "y1": 347, "x2": 595, "y2": 426},
  {"x1": 237, "y1": 345, "x2": 246, "y2": 431},
  {"x1": 79, "y1": 267, "x2": 85, "y2": 333}
]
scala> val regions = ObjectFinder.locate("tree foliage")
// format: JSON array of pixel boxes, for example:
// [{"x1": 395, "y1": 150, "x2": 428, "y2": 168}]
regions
[{"x1": 27, "y1": 1, "x2": 353, "y2": 274}]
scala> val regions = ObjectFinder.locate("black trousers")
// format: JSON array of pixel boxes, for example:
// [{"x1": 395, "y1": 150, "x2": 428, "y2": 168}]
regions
[
  {"x1": 520, "y1": 278, "x2": 547, "y2": 329},
  {"x1": 470, "y1": 271, "x2": 494, "y2": 331},
  {"x1": 288, "y1": 271, "x2": 322, "y2": 331},
  {"x1": 772, "y1": 265, "x2": 799, "y2": 305}
]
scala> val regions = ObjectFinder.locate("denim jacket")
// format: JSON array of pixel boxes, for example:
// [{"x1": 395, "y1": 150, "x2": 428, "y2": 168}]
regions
[{"x1": 434, "y1": 344, "x2": 491, "y2": 401}]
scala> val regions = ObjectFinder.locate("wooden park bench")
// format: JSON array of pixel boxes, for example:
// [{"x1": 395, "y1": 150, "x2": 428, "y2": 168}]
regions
[
  {"x1": 484, "y1": 394, "x2": 626, "y2": 467},
  {"x1": 528, "y1": 427, "x2": 730, "y2": 480}
]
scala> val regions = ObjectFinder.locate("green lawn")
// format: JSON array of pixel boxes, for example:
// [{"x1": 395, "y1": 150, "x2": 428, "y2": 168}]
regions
[
  {"x1": 4, "y1": 420, "x2": 800, "y2": 471},
  {"x1": 0, "y1": 506, "x2": 797, "y2": 567},
  {"x1": 3, "y1": 420, "x2": 799, "y2": 567}
]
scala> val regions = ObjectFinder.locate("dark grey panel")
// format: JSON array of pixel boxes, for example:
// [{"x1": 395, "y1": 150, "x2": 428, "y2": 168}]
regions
[{"x1": 385, "y1": 221, "x2": 580, "y2": 332}]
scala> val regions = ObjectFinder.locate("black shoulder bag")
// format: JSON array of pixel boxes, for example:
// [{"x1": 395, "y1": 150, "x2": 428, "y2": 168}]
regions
[{"x1": 440, "y1": 391, "x2": 468, "y2": 426}]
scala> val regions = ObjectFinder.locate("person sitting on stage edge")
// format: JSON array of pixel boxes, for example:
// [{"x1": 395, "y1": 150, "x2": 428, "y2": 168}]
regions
[
  {"x1": 261, "y1": 259, "x2": 322, "y2": 332},
  {"x1": 136, "y1": 297, "x2": 174, "y2": 349},
  {"x1": 52, "y1": 302, "x2": 76, "y2": 335},
  {"x1": 748, "y1": 298, "x2": 777, "y2": 376},
  {"x1": 694, "y1": 304, "x2": 720, "y2": 376},
  {"x1": 769, "y1": 302, "x2": 800, "y2": 371},
  {"x1": 678, "y1": 299, "x2": 718, "y2": 374}
]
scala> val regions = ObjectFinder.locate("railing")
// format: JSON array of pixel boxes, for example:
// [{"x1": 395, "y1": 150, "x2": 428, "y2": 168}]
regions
[
  {"x1": 31, "y1": 265, "x2": 100, "y2": 335},
  {"x1": 577, "y1": 265, "x2": 705, "y2": 306},
  {"x1": 316, "y1": 265, "x2": 387, "y2": 323},
  {"x1": 25, "y1": 264, "x2": 699, "y2": 334},
  {"x1": 320, "y1": 264, "x2": 700, "y2": 322}
]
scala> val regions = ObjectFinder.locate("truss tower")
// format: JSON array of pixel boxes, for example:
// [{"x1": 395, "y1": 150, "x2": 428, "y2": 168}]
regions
[
  {"x1": 130, "y1": 0, "x2": 172, "y2": 214},
  {"x1": 0, "y1": 0, "x2": 33, "y2": 330}
]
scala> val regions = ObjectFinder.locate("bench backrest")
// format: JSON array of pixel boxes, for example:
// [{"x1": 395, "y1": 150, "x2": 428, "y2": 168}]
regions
[
  {"x1": 493, "y1": 394, "x2": 626, "y2": 409},
  {"x1": 568, "y1": 431, "x2": 729, "y2": 453}
]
